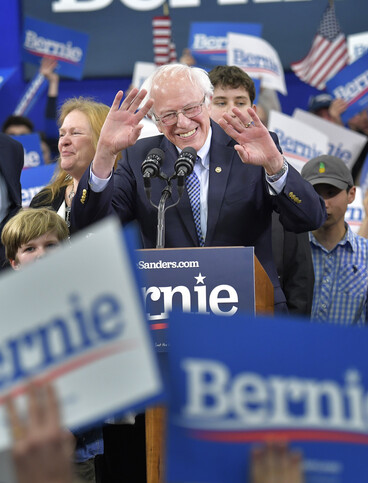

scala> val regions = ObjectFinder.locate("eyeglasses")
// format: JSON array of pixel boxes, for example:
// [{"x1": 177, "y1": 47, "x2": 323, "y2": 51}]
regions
[{"x1": 154, "y1": 97, "x2": 206, "y2": 126}]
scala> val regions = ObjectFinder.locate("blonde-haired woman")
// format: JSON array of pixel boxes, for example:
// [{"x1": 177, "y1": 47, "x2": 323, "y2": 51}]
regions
[{"x1": 30, "y1": 97, "x2": 120, "y2": 233}]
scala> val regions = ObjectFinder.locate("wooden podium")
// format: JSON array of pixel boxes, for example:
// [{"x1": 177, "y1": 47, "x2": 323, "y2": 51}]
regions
[{"x1": 139, "y1": 248, "x2": 274, "y2": 483}]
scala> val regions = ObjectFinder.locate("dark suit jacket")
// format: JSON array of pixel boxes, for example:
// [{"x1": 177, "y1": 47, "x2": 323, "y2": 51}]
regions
[
  {"x1": 0, "y1": 133, "x2": 24, "y2": 269},
  {"x1": 30, "y1": 186, "x2": 66, "y2": 212},
  {"x1": 272, "y1": 212, "x2": 314, "y2": 316},
  {"x1": 72, "y1": 121, "x2": 326, "y2": 308}
]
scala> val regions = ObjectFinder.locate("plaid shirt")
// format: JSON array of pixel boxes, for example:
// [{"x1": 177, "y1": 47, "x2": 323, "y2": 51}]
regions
[{"x1": 310, "y1": 225, "x2": 368, "y2": 325}]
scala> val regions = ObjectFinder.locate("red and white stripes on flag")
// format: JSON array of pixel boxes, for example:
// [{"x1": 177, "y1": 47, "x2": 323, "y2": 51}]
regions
[
  {"x1": 153, "y1": 16, "x2": 177, "y2": 66},
  {"x1": 291, "y1": 2, "x2": 349, "y2": 90}
]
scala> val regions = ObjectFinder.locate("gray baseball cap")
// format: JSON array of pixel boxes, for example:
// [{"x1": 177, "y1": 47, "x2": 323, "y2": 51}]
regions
[{"x1": 301, "y1": 155, "x2": 354, "y2": 190}]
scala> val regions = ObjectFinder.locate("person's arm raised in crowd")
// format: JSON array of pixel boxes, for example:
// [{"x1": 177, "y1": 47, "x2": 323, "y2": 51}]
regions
[
  {"x1": 328, "y1": 98, "x2": 348, "y2": 126},
  {"x1": 6, "y1": 382, "x2": 74, "y2": 483},
  {"x1": 91, "y1": 89, "x2": 154, "y2": 180},
  {"x1": 40, "y1": 57, "x2": 59, "y2": 99}
]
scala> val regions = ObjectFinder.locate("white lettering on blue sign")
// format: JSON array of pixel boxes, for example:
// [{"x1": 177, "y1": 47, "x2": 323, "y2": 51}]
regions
[
  {"x1": 333, "y1": 70, "x2": 368, "y2": 103},
  {"x1": 52, "y1": 0, "x2": 312, "y2": 12},
  {"x1": 138, "y1": 260, "x2": 199, "y2": 269},
  {"x1": 22, "y1": 186, "x2": 45, "y2": 206},
  {"x1": 0, "y1": 293, "x2": 124, "y2": 391},
  {"x1": 182, "y1": 359, "x2": 367, "y2": 431},
  {"x1": 192, "y1": 34, "x2": 227, "y2": 51},
  {"x1": 233, "y1": 49, "x2": 280, "y2": 75},
  {"x1": 142, "y1": 280, "x2": 238, "y2": 320},
  {"x1": 24, "y1": 150, "x2": 41, "y2": 168},
  {"x1": 24, "y1": 30, "x2": 83, "y2": 64},
  {"x1": 353, "y1": 45, "x2": 368, "y2": 60}
]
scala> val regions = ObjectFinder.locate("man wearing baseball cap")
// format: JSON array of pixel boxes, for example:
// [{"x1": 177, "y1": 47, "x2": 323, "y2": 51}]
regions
[{"x1": 301, "y1": 154, "x2": 368, "y2": 325}]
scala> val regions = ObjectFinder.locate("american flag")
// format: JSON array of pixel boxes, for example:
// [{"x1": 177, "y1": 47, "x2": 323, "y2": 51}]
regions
[
  {"x1": 291, "y1": 2, "x2": 349, "y2": 90},
  {"x1": 152, "y1": 15, "x2": 177, "y2": 66}
]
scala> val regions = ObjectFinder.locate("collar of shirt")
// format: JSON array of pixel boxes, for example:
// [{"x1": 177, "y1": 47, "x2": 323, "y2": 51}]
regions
[
  {"x1": 309, "y1": 223, "x2": 355, "y2": 253},
  {"x1": 195, "y1": 127, "x2": 211, "y2": 170}
]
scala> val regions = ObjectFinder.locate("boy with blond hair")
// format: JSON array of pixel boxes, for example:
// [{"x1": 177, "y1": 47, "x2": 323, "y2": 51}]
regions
[{"x1": 1, "y1": 207, "x2": 68, "y2": 270}]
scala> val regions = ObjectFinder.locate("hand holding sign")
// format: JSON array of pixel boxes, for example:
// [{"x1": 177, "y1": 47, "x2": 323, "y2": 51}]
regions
[
  {"x1": 93, "y1": 89, "x2": 154, "y2": 179},
  {"x1": 6, "y1": 383, "x2": 74, "y2": 483},
  {"x1": 218, "y1": 107, "x2": 284, "y2": 174},
  {"x1": 250, "y1": 442, "x2": 303, "y2": 483},
  {"x1": 328, "y1": 98, "x2": 348, "y2": 125}
]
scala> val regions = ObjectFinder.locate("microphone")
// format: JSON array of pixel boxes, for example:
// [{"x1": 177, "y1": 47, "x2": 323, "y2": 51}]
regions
[
  {"x1": 141, "y1": 147, "x2": 165, "y2": 179},
  {"x1": 141, "y1": 148, "x2": 165, "y2": 198},
  {"x1": 174, "y1": 147, "x2": 197, "y2": 195}
]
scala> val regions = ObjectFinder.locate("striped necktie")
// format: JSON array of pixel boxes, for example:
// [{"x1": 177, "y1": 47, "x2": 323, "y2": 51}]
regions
[{"x1": 186, "y1": 161, "x2": 205, "y2": 247}]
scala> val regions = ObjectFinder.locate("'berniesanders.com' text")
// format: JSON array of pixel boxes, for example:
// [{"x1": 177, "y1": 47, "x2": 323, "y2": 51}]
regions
[{"x1": 138, "y1": 260, "x2": 199, "y2": 270}]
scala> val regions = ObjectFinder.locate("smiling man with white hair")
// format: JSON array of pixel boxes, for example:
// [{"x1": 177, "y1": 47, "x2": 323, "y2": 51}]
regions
[{"x1": 72, "y1": 63, "x2": 326, "y2": 312}]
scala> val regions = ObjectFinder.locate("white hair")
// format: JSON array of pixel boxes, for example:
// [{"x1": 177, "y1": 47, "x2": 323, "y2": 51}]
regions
[{"x1": 140, "y1": 63, "x2": 213, "y2": 122}]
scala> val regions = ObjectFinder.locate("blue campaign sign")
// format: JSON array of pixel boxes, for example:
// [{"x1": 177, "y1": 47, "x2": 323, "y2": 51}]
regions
[
  {"x1": 166, "y1": 312, "x2": 368, "y2": 482},
  {"x1": 0, "y1": 67, "x2": 16, "y2": 90},
  {"x1": 359, "y1": 153, "x2": 368, "y2": 197},
  {"x1": 12, "y1": 133, "x2": 44, "y2": 168},
  {"x1": 253, "y1": 77, "x2": 260, "y2": 105},
  {"x1": 22, "y1": 17, "x2": 89, "y2": 80},
  {"x1": 188, "y1": 22, "x2": 262, "y2": 69},
  {"x1": 21, "y1": 163, "x2": 56, "y2": 206},
  {"x1": 0, "y1": 218, "x2": 164, "y2": 451},
  {"x1": 136, "y1": 247, "x2": 256, "y2": 351},
  {"x1": 326, "y1": 52, "x2": 368, "y2": 124}
]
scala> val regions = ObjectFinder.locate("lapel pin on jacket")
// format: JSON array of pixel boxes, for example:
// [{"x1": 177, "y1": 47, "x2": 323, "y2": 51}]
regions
[{"x1": 80, "y1": 189, "x2": 87, "y2": 204}]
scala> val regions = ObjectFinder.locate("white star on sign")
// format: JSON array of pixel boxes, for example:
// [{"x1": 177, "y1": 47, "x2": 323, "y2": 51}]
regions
[{"x1": 195, "y1": 273, "x2": 206, "y2": 284}]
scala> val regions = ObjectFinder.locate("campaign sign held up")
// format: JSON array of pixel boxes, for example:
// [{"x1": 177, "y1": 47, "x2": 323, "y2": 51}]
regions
[
  {"x1": 0, "y1": 218, "x2": 163, "y2": 450},
  {"x1": 227, "y1": 33, "x2": 287, "y2": 95},
  {"x1": 293, "y1": 108, "x2": 367, "y2": 170},
  {"x1": 166, "y1": 313, "x2": 368, "y2": 482},
  {"x1": 268, "y1": 111, "x2": 329, "y2": 172},
  {"x1": 0, "y1": 68, "x2": 16, "y2": 90},
  {"x1": 21, "y1": 163, "x2": 56, "y2": 206},
  {"x1": 23, "y1": 17, "x2": 89, "y2": 80},
  {"x1": 188, "y1": 22, "x2": 262, "y2": 69},
  {"x1": 326, "y1": 52, "x2": 368, "y2": 124},
  {"x1": 348, "y1": 32, "x2": 368, "y2": 63},
  {"x1": 137, "y1": 247, "x2": 256, "y2": 351},
  {"x1": 12, "y1": 133, "x2": 44, "y2": 169}
]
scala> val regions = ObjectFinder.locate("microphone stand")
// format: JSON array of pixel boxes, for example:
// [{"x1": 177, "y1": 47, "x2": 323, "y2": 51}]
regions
[
  {"x1": 156, "y1": 183, "x2": 172, "y2": 249},
  {"x1": 143, "y1": 175, "x2": 185, "y2": 249},
  {"x1": 143, "y1": 165, "x2": 192, "y2": 249}
]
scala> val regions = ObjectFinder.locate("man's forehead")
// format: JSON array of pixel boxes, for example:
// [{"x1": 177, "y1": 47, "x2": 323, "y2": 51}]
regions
[
  {"x1": 152, "y1": 74, "x2": 196, "y2": 94},
  {"x1": 151, "y1": 78, "x2": 204, "y2": 109},
  {"x1": 213, "y1": 85, "x2": 250, "y2": 97}
]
